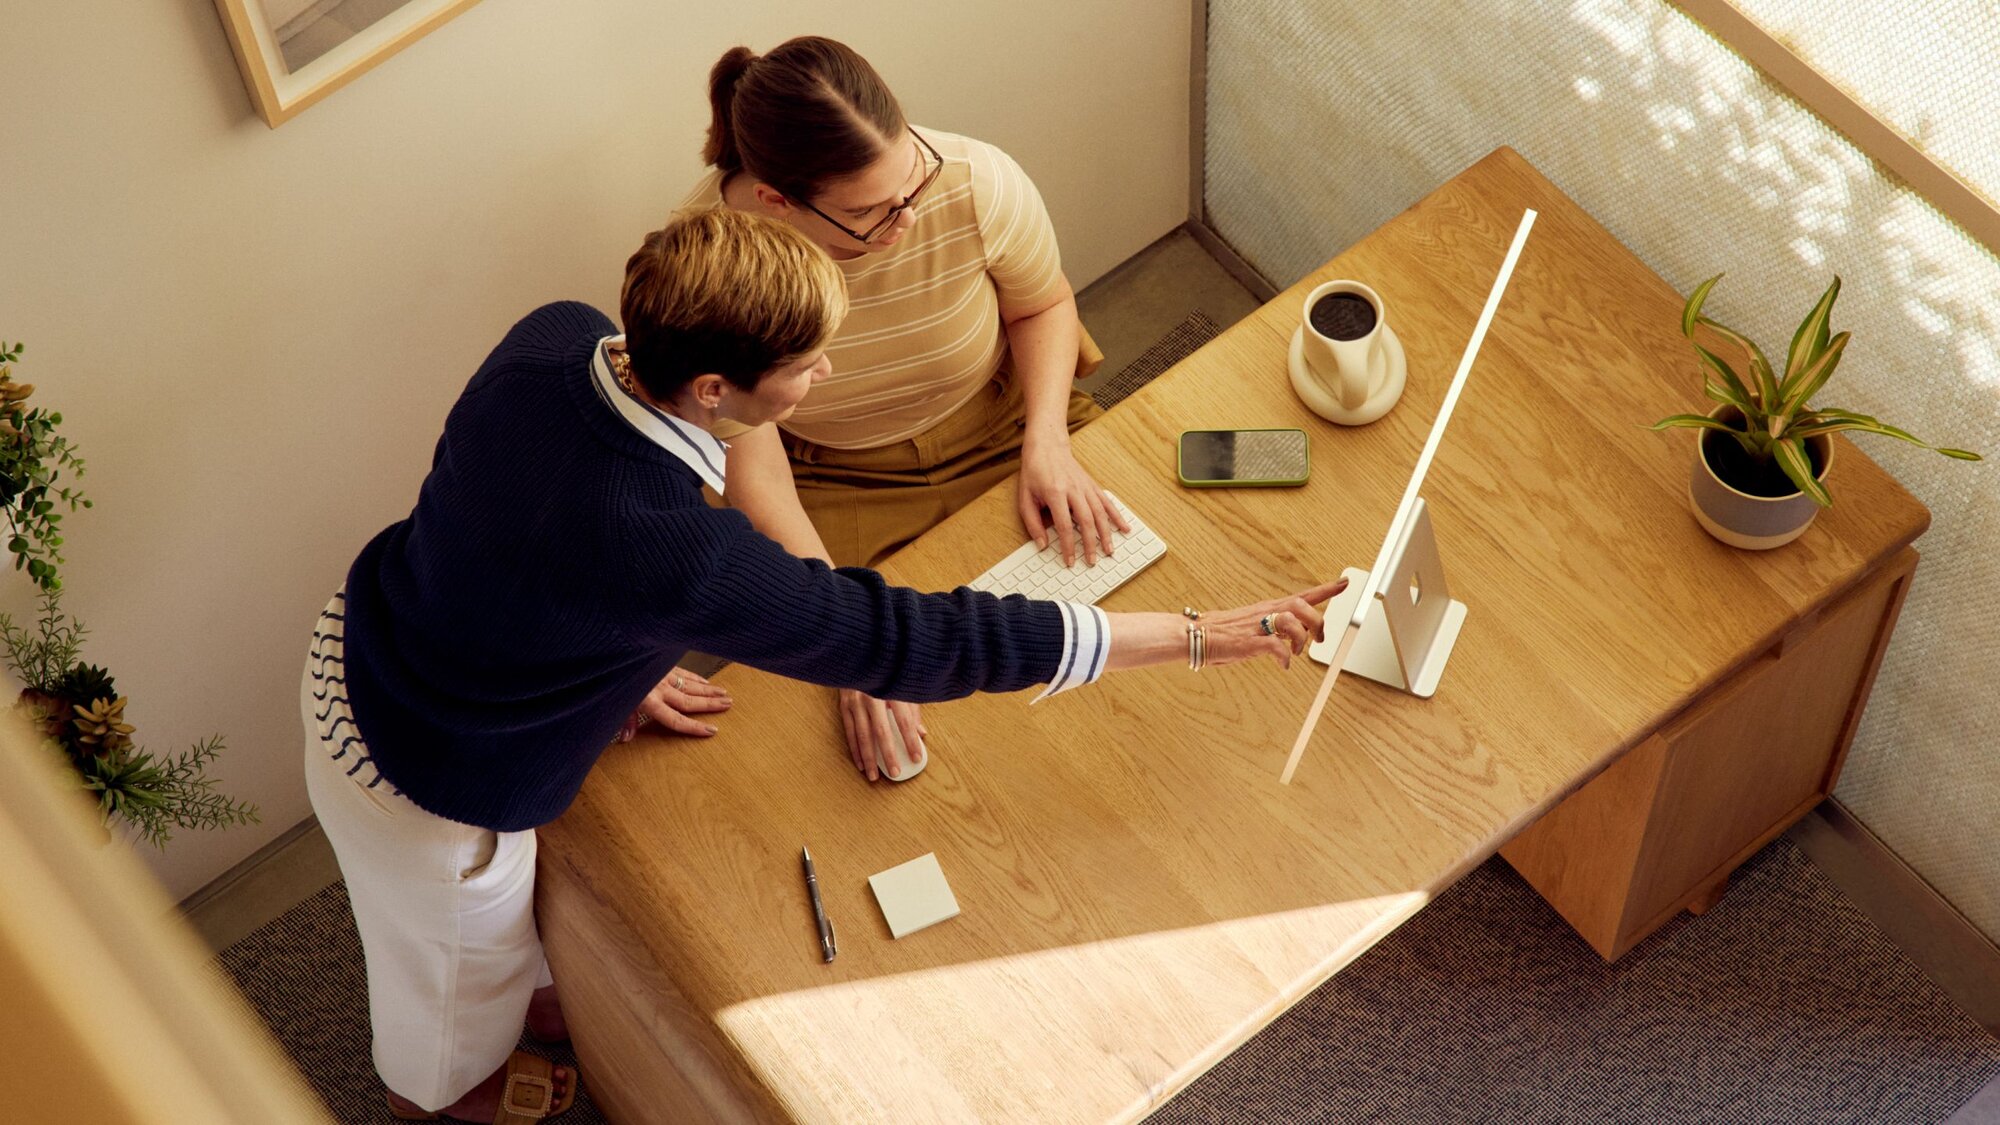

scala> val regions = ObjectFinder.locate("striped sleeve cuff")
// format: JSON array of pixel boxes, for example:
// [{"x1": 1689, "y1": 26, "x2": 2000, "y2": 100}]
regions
[{"x1": 1031, "y1": 602, "x2": 1111, "y2": 703}]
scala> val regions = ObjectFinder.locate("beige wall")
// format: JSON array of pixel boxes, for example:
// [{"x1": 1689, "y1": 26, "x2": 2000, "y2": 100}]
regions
[{"x1": 0, "y1": 0, "x2": 1189, "y2": 900}]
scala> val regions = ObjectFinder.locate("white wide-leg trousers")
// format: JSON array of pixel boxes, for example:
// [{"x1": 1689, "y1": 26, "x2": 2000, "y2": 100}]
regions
[{"x1": 300, "y1": 591, "x2": 551, "y2": 1112}]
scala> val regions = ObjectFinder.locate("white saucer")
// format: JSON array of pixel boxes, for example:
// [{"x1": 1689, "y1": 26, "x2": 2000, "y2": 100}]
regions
[{"x1": 1288, "y1": 321, "x2": 1407, "y2": 425}]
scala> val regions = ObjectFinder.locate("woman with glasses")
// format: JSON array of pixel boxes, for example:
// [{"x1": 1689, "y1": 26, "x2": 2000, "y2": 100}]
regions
[{"x1": 681, "y1": 35, "x2": 1127, "y2": 781}]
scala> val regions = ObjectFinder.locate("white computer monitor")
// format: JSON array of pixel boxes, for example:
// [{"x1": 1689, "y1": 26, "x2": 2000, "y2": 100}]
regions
[{"x1": 1282, "y1": 208, "x2": 1538, "y2": 783}]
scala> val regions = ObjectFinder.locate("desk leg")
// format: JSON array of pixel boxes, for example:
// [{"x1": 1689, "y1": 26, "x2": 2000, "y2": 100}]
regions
[{"x1": 1685, "y1": 875, "x2": 1729, "y2": 917}]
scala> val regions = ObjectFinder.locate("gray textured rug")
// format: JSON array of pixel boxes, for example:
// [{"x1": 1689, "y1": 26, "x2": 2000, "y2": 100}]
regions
[
  {"x1": 216, "y1": 880, "x2": 608, "y2": 1123},
  {"x1": 1154, "y1": 838, "x2": 2000, "y2": 1124}
]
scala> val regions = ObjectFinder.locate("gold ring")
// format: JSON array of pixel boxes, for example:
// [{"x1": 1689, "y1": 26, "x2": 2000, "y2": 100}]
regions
[
  {"x1": 1260, "y1": 614, "x2": 1276, "y2": 635},
  {"x1": 672, "y1": 675, "x2": 685, "y2": 690}
]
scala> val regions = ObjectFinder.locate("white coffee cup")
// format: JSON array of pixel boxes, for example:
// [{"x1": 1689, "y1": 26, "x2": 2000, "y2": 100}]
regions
[{"x1": 1293, "y1": 280, "x2": 1407, "y2": 425}]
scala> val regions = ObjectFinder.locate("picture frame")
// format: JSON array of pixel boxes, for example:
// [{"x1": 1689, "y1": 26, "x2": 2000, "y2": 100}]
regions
[{"x1": 211, "y1": 0, "x2": 486, "y2": 128}]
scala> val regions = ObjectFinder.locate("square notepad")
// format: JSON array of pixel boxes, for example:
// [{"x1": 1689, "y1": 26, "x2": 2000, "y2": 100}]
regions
[{"x1": 868, "y1": 852, "x2": 961, "y2": 939}]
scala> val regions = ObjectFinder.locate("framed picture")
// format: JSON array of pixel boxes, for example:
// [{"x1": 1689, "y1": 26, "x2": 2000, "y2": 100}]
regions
[{"x1": 211, "y1": 0, "x2": 486, "y2": 128}]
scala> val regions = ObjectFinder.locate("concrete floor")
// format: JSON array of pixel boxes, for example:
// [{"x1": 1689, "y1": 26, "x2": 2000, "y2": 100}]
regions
[{"x1": 180, "y1": 225, "x2": 1259, "y2": 953}]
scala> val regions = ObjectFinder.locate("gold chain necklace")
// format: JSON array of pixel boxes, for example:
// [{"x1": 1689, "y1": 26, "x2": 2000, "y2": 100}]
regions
[{"x1": 608, "y1": 347, "x2": 639, "y2": 396}]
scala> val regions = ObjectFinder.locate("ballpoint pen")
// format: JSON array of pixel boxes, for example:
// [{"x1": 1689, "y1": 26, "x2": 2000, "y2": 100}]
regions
[{"x1": 802, "y1": 845, "x2": 836, "y2": 963}]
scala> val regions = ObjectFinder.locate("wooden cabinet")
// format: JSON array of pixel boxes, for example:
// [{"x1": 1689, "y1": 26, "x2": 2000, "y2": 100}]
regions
[{"x1": 1501, "y1": 548, "x2": 1919, "y2": 960}]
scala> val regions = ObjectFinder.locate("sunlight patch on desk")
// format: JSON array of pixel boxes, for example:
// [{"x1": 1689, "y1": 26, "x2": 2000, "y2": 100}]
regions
[{"x1": 712, "y1": 890, "x2": 1431, "y2": 1117}]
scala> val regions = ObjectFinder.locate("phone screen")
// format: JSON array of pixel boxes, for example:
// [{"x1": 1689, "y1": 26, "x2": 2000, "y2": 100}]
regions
[{"x1": 1179, "y1": 429, "x2": 1310, "y2": 485}]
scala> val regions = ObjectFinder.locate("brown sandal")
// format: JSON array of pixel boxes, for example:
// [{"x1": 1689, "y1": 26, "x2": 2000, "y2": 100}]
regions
[
  {"x1": 385, "y1": 1051, "x2": 579, "y2": 1123},
  {"x1": 492, "y1": 1051, "x2": 577, "y2": 1123}
]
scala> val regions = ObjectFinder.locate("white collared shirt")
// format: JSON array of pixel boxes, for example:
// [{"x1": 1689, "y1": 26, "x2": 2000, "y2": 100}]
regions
[
  {"x1": 590, "y1": 335, "x2": 730, "y2": 494},
  {"x1": 590, "y1": 335, "x2": 1105, "y2": 700}
]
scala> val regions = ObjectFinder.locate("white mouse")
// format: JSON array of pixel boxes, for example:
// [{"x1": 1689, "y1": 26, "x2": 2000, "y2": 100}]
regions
[{"x1": 876, "y1": 721, "x2": 927, "y2": 782}]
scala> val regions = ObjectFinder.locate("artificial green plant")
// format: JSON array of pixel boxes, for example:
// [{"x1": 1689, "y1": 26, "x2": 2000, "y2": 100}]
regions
[{"x1": 1, "y1": 340, "x2": 257, "y2": 846}]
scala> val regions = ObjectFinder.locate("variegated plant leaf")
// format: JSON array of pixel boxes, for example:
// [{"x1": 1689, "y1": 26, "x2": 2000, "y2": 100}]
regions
[
  {"x1": 1774, "y1": 436, "x2": 1832, "y2": 507},
  {"x1": 1704, "y1": 379, "x2": 1753, "y2": 411},
  {"x1": 1682, "y1": 273, "x2": 1723, "y2": 338},
  {"x1": 1648, "y1": 413, "x2": 1742, "y2": 433},
  {"x1": 1692, "y1": 342, "x2": 1756, "y2": 414},
  {"x1": 1700, "y1": 317, "x2": 1781, "y2": 409},
  {"x1": 1784, "y1": 275, "x2": 1841, "y2": 385},
  {"x1": 1792, "y1": 410, "x2": 1984, "y2": 459},
  {"x1": 1776, "y1": 330, "x2": 1849, "y2": 422}
]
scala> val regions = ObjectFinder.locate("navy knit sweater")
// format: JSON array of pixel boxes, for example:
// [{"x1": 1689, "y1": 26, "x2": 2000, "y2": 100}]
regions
[{"x1": 343, "y1": 302, "x2": 1067, "y2": 831}]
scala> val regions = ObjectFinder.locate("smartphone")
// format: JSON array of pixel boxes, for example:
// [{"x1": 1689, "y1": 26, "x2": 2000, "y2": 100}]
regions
[{"x1": 1177, "y1": 428, "x2": 1311, "y2": 487}]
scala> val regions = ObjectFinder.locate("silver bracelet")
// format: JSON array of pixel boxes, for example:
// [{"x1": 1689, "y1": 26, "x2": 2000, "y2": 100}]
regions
[
  {"x1": 1187, "y1": 623, "x2": 1207, "y2": 671},
  {"x1": 1182, "y1": 606, "x2": 1202, "y2": 622}
]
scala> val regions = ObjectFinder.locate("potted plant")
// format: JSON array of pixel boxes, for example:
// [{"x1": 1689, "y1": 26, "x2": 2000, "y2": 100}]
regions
[
  {"x1": 1, "y1": 340, "x2": 258, "y2": 845},
  {"x1": 1648, "y1": 275, "x2": 1980, "y2": 549}
]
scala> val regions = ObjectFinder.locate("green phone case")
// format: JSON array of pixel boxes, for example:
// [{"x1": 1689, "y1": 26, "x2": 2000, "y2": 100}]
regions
[{"x1": 1176, "y1": 428, "x2": 1311, "y2": 487}]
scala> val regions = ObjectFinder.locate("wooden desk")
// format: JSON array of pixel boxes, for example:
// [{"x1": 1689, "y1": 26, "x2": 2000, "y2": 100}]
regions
[{"x1": 537, "y1": 148, "x2": 1928, "y2": 1122}]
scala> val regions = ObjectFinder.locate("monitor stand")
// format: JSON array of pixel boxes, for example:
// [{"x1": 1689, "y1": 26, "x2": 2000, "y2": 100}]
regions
[{"x1": 1307, "y1": 497, "x2": 1466, "y2": 698}]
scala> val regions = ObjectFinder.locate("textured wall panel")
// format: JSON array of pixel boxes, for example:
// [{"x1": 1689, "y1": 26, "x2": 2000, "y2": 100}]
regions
[{"x1": 1206, "y1": 0, "x2": 2000, "y2": 940}]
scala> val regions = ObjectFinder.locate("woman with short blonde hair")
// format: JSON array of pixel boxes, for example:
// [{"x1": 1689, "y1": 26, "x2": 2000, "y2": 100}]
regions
[
  {"x1": 619, "y1": 208, "x2": 848, "y2": 397},
  {"x1": 305, "y1": 207, "x2": 1339, "y2": 1122}
]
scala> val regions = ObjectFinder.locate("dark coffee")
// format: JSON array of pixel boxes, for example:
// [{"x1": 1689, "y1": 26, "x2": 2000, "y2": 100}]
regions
[{"x1": 1309, "y1": 292, "x2": 1378, "y2": 341}]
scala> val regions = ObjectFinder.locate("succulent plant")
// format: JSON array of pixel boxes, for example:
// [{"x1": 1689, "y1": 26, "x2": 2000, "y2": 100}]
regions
[
  {"x1": 72, "y1": 695, "x2": 136, "y2": 761},
  {"x1": 55, "y1": 661, "x2": 117, "y2": 708},
  {"x1": 0, "y1": 340, "x2": 255, "y2": 847}
]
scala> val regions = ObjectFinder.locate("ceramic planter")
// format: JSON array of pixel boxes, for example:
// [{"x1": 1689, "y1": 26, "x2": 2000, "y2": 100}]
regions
[{"x1": 1687, "y1": 405, "x2": 1834, "y2": 550}]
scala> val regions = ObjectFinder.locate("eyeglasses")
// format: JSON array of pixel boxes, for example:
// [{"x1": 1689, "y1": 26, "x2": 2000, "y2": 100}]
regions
[{"x1": 799, "y1": 129, "x2": 943, "y2": 245}]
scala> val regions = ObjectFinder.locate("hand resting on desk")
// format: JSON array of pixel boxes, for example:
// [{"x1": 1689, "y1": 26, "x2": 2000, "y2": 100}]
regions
[{"x1": 616, "y1": 665, "x2": 732, "y2": 742}]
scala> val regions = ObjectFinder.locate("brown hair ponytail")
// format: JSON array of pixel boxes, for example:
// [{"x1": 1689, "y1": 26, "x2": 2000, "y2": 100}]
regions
[
  {"x1": 702, "y1": 46, "x2": 758, "y2": 173},
  {"x1": 699, "y1": 36, "x2": 907, "y2": 204}
]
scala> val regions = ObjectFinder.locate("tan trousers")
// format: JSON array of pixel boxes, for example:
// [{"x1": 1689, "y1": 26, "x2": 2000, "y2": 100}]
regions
[{"x1": 783, "y1": 371, "x2": 1103, "y2": 568}]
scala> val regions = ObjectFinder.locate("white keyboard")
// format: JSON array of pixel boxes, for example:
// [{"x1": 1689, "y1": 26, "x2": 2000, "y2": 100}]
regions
[{"x1": 967, "y1": 493, "x2": 1167, "y2": 605}]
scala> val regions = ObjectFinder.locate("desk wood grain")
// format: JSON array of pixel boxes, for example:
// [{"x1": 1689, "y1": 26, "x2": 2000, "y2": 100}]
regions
[{"x1": 537, "y1": 147, "x2": 1928, "y2": 1122}]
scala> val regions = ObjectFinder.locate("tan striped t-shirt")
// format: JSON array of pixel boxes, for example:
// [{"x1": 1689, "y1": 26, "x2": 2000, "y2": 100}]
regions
[{"x1": 678, "y1": 128, "x2": 1065, "y2": 449}]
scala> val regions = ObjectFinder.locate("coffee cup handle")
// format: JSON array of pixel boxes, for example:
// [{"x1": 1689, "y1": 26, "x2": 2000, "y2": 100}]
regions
[{"x1": 1338, "y1": 344, "x2": 1368, "y2": 409}]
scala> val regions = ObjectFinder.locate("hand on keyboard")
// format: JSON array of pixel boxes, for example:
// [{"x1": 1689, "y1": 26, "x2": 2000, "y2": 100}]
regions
[
  {"x1": 969, "y1": 493, "x2": 1167, "y2": 606},
  {"x1": 1017, "y1": 440, "x2": 1131, "y2": 567}
]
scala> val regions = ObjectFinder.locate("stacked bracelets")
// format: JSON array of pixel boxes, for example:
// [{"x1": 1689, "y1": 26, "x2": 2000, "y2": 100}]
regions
[{"x1": 1183, "y1": 606, "x2": 1207, "y2": 672}]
